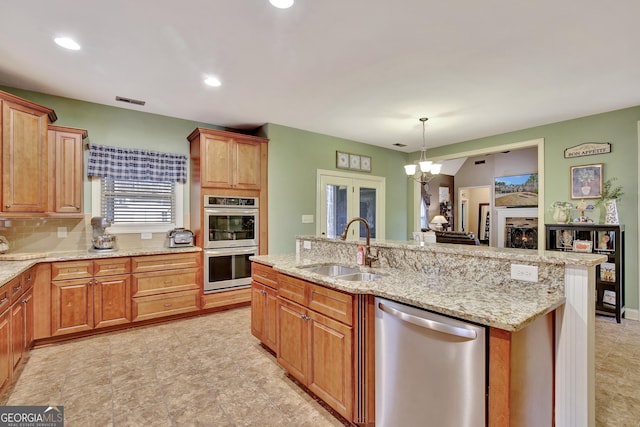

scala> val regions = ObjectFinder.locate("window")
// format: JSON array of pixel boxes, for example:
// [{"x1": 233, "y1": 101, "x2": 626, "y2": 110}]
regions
[{"x1": 92, "y1": 177, "x2": 184, "y2": 234}]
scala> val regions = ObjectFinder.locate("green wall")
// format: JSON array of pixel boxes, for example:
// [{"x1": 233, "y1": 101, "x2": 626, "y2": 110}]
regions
[
  {"x1": 264, "y1": 123, "x2": 409, "y2": 254},
  {"x1": 426, "y1": 106, "x2": 640, "y2": 312},
  {"x1": 4, "y1": 85, "x2": 638, "y2": 312}
]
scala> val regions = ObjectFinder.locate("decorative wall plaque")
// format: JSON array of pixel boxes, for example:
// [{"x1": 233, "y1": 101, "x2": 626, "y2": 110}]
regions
[{"x1": 564, "y1": 142, "x2": 611, "y2": 158}]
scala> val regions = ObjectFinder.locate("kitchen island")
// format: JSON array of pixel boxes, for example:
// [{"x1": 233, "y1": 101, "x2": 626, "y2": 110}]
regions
[{"x1": 252, "y1": 236, "x2": 605, "y2": 426}]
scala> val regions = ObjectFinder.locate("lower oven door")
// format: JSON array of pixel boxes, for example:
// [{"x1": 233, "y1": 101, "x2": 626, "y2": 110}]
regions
[{"x1": 204, "y1": 246, "x2": 257, "y2": 293}]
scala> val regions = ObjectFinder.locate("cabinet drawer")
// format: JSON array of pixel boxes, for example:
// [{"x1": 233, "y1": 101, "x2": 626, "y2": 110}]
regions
[
  {"x1": 278, "y1": 274, "x2": 306, "y2": 305},
  {"x1": 132, "y1": 268, "x2": 199, "y2": 297},
  {"x1": 132, "y1": 253, "x2": 200, "y2": 273},
  {"x1": 132, "y1": 289, "x2": 199, "y2": 322},
  {"x1": 8, "y1": 276, "x2": 25, "y2": 304},
  {"x1": 308, "y1": 283, "x2": 353, "y2": 326},
  {"x1": 94, "y1": 258, "x2": 131, "y2": 276},
  {"x1": 51, "y1": 261, "x2": 93, "y2": 280},
  {"x1": 252, "y1": 263, "x2": 278, "y2": 289},
  {"x1": 0, "y1": 282, "x2": 9, "y2": 313}
]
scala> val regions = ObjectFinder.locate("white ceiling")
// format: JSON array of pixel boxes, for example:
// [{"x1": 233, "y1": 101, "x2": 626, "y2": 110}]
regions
[{"x1": 1, "y1": 0, "x2": 639, "y2": 152}]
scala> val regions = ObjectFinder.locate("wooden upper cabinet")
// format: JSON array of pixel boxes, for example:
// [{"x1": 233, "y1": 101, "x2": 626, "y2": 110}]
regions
[
  {"x1": 188, "y1": 127, "x2": 267, "y2": 190},
  {"x1": 48, "y1": 125, "x2": 87, "y2": 216},
  {"x1": 1, "y1": 92, "x2": 56, "y2": 214}
]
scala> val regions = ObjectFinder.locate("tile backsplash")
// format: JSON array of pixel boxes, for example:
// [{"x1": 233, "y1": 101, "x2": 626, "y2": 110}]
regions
[{"x1": 0, "y1": 215, "x2": 167, "y2": 253}]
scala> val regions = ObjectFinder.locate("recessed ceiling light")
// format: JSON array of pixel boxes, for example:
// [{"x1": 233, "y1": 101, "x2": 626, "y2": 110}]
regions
[
  {"x1": 204, "y1": 77, "x2": 222, "y2": 87},
  {"x1": 54, "y1": 37, "x2": 81, "y2": 50},
  {"x1": 269, "y1": 0, "x2": 294, "y2": 9}
]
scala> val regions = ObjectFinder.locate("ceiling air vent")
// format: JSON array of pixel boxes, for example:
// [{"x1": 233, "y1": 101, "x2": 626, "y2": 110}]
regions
[
  {"x1": 115, "y1": 96, "x2": 146, "y2": 106},
  {"x1": 393, "y1": 143, "x2": 407, "y2": 147}
]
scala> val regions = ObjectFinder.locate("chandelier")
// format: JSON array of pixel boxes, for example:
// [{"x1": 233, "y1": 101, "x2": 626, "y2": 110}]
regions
[{"x1": 404, "y1": 117, "x2": 441, "y2": 183}]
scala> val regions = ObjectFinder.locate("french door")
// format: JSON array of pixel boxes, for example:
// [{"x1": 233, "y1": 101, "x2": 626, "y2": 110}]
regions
[{"x1": 316, "y1": 169, "x2": 385, "y2": 241}]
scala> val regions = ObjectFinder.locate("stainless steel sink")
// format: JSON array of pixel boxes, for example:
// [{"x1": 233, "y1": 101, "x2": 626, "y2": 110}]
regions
[
  {"x1": 335, "y1": 272, "x2": 383, "y2": 282},
  {"x1": 298, "y1": 264, "x2": 360, "y2": 276}
]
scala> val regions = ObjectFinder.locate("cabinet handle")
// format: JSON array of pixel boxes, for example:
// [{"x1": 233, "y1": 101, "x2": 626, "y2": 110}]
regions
[
  {"x1": 0, "y1": 297, "x2": 7, "y2": 304},
  {"x1": 25, "y1": 275, "x2": 32, "y2": 283},
  {"x1": 13, "y1": 285, "x2": 22, "y2": 292},
  {"x1": 163, "y1": 303, "x2": 172, "y2": 307},
  {"x1": 22, "y1": 296, "x2": 32, "y2": 304},
  {"x1": 164, "y1": 279, "x2": 173, "y2": 284}
]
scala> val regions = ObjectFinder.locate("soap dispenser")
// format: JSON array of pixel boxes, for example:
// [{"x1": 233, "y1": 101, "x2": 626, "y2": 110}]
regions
[{"x1": 356, "y1": 244, "x2": 364, "y2": 265}]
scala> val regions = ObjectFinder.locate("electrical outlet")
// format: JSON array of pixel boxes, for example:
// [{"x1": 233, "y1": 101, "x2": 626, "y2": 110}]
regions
[
  {"x1": 303, "y1": 240, "x2": 311, "y2": 249},
  {"x1": 141, "y1": 232, "x2": 153, "y2": 240},
  {"x1": 510, "y1": 264, "x2": 538, "y2": 282},
  {"x1": 57, "y1": 227, "x2": 67, "y2": 238}
]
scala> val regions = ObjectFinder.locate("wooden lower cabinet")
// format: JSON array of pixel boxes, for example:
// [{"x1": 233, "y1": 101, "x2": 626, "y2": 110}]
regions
[
  {"x1": 0, "y1": 309, "x2": 10, "y2": 391},
  {"x1": 51, "y1": 259, "x2": 132, "y2": 336},
  {"x1": 277, "y1": 292, "x2": 354, "y2": 420},
  {"x1": 131, "y1": 253, "x2": 200, "y2": 321},
  {"x1": 251, "y1": 281, "x2": 278, "y2": 352}
]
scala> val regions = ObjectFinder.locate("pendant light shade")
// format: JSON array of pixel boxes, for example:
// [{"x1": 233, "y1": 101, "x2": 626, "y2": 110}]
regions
[{"x1": 404, "y1": 117, "x2": 440, "y2": 182}]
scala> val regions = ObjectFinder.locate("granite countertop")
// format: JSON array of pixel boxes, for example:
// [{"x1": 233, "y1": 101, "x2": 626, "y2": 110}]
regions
[
  {"x1": 252, "y1": 253, "x2": 566, "y2": 332},
  {"x1": 0, "y1": 246, "x2": 201, "y2": 288}
]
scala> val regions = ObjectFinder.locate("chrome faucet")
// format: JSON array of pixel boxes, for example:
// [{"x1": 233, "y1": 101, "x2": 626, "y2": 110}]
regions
[{"x1": 340, "y1": 217, "x2": 379, "y2": 267}]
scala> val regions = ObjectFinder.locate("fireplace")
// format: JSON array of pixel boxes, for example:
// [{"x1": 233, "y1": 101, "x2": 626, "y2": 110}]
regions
[{"x1": 496, "y1": 207, "x2": 538, "y2": 250}]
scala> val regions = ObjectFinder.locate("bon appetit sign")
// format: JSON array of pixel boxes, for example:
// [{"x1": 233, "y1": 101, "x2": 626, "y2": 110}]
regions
[{"x1": 564, "y1": 142, "x2": 611, "y2": 158}]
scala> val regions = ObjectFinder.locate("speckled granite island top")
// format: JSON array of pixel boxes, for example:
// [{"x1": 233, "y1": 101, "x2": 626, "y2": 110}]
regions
[
  {"x1": 0, "y1": 246, "x2": 201, "y2": 287},
  {"x1": 253, "y1": 253, "x2": 566, "y2": 332}
]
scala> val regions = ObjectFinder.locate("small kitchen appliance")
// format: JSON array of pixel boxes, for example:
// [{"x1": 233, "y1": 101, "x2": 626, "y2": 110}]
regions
[
  {"x1": 90, "y1": 216, "x2": 117, "y2": 251},
  {"x1": 166, "y1": 228, "x2": 195, "y2": 248}
]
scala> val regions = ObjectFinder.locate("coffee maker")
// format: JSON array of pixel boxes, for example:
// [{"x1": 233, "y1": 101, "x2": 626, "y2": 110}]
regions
[{"x1": 91, "y1": 216, "x2": 117, "y2": 251}]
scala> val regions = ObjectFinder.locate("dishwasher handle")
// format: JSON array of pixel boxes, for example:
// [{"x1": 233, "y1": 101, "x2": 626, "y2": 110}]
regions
[{"x1": 378, "y1": 302, "x2": 477, "y2": 340}]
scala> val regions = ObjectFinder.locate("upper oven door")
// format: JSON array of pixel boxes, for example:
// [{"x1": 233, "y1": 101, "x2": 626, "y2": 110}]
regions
[{"x1": 204, "y1": 208, "x2": 258, "y2": 248}]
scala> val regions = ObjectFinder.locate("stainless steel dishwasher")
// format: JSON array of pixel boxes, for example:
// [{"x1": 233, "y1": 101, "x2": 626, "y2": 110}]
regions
[{"x1": 375, "y1": 297, "x2": 487, "y2": 427}]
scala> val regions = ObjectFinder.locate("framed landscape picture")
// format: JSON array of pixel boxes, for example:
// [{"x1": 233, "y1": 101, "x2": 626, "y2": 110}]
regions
[{"x1": 494, "y1": 173, "x2": 538, "y2": 207}]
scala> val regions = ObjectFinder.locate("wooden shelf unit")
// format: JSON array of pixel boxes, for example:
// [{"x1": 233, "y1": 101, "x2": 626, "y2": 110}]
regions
[{"x1": 546, "y1": 223, "x2": 625, "y2": 322}]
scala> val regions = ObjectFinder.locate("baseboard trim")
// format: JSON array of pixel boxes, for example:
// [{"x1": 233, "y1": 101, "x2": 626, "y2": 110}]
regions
[{"x1": 624, "y1": 308, "x2": 639, "y2": 321}]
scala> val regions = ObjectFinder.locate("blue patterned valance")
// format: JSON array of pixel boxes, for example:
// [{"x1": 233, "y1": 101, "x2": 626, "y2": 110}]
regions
[{"x1": 87, "y1": 144, "x2": 188, "y2": 183}]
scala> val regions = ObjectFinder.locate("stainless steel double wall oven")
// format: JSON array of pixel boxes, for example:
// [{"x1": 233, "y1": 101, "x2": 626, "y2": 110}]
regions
[{"x1": 203, "y1": 196, "x2": 258, "y2": 293}]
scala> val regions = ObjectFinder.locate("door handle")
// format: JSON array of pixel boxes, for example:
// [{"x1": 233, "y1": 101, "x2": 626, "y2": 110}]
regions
[{"x1": 378, "y1": 302, "x2": 477, "y2": 340}]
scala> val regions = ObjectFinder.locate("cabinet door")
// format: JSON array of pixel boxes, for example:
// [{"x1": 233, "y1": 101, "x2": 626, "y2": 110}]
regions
[
  {"x1": 251, "y1": 282, "x2": 267, "y2": 341},
  {"x1": 201, "y1": 133, "x2": 233, "y2": 188},
  {"x1": 93, "y1": 274, "x2": 131, "y2": 329},
  {"x1": 22, "y1": 289, "x2": 34, "y2": 350},
  {"x1": 51, "y1": 278, "x2": 93, "y2": 336},
  {"x1": 277, "y1": 297, "x2": 308, "y2": 384},
  {"x1": 307, "y1": 310, "x2": 353, "y2": 419},
  {"x1": 234, "y1": 139, "x2": 261, "y2": 189},
  {"x1": 10, "y1": 301, "x2": 25, "y2": 370},
  {"x1": 2, "y1": 99, "x2": 48, "y2": 213},
  {"x1": 51, "y1": 129, "x2": 83, "y2": 213},
  {"x1": 264, "y1": 285, "x2": 278, "y2": 351},
  {"x1": 0, "y1": 310, "x2": 10, "y2": 391}
]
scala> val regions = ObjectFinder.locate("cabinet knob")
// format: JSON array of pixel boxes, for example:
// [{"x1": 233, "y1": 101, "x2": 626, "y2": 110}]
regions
[
  {"x1": 163, "y1": 279, "x2": 173, "y2": 284},
  {"x1": 163, "y1": 303, "x2": 172, "y2": 308},
  {"x1": 5, "y1": 204, "x2": 10, "y2": 209}
]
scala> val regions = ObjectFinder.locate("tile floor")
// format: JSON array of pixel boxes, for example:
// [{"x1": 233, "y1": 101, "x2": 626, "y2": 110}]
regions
[{"x1": 2, "y1": 308, "x2": 639, "y2": 426}]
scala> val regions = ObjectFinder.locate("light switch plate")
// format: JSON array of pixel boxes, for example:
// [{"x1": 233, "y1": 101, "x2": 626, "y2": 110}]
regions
[
  {"x1": 141, "y1": 232, "x2": 153, "y2": 240},
  {"x1": 302, "y1": 214, "x2": 314, "y2": 224}
]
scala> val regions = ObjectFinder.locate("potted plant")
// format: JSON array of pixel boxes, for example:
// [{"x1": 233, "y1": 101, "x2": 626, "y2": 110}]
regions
[{"x1": 597, "y1": 178, "x2": 623, "y2": 224}]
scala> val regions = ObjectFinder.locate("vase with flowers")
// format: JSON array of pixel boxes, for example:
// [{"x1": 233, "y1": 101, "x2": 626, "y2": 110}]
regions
[{"x1": 596, "y1": 178, "x2": 623, "y2": 224}]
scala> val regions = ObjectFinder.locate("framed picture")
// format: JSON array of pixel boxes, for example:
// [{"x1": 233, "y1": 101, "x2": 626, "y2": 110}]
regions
[
  {"x1": 596, "y1": 231, "x2": 615, "y2": 252},
  {"x1": 494, "y1": 173, "x2": 538, "y2": 207},
  {"x1": 349, "y1": 154, "x2": 361, "y2": 170},
  {"x1": 570, "y1": 163, "x2": 603, "y2": 199},
  {"x1": 573, "y1": 239, "x2": 592, "y2": 252},
  {"x1": 556, "y1": 229, "x2": 574, "y2": 249},
  {"x1": 360, "y1": 156, "x2": 371, "y2": 172},
  {"x1": 336, "y1": 151, "x2": 350, "y2": 169}
]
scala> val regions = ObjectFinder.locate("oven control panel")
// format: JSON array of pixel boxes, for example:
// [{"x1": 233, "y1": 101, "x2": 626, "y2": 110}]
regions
[{"x1": 204, "y1": 196, "x2": 258, "y2": 208}]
